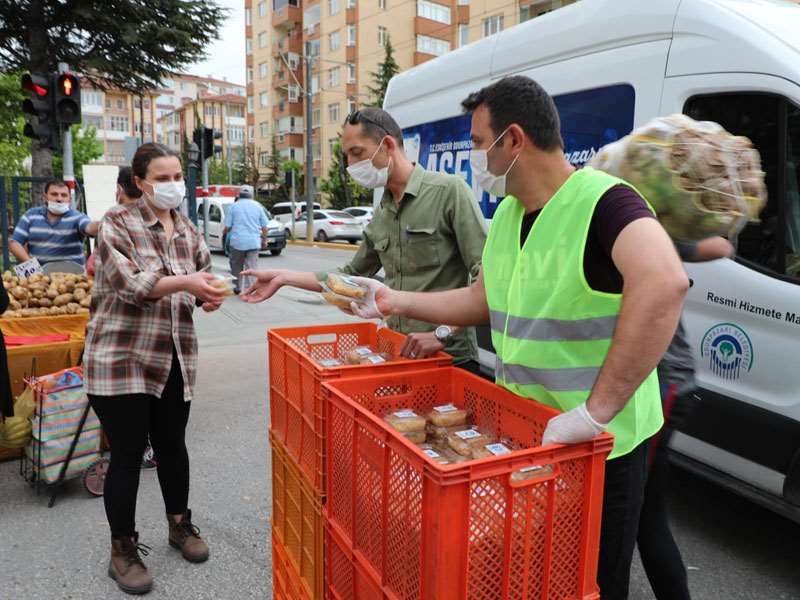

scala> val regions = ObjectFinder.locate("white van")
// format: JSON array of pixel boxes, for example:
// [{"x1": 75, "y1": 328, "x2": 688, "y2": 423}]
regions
[
  {"x1": 271, "y1": 201, "x2": 322, "y2": 228},
  {"x1": 196, "y1": 196, "x2": 287, "y2": 256},
  {"x1": 383, "y1": 0, "x2": 800, "y2": 522}
]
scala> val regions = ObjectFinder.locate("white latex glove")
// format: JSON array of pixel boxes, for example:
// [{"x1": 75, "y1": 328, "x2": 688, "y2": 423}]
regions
[
  {"x1": 347, "y1": 276, "x2": 387, "y2": 319},
  {"x1": 541, "y1": 403, "x2": 609, "y2": 446}
]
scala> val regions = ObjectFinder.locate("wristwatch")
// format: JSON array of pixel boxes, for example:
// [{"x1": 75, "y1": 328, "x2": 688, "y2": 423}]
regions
[{"x1": 434, "y1": 325, "x2": 453, "y2": 343}]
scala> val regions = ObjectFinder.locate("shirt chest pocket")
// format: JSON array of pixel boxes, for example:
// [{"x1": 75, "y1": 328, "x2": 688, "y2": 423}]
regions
[
  {"x1": 134, "y1": 243, "x2": 191, "y2": 276},
  {"x1": 404, "y1": 227, "x2": 440, "y2": 270}
]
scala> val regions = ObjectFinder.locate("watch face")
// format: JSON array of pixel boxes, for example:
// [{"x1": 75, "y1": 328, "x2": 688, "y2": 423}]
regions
[{"x1": 436, "y1": 325, "x2": 451, "y2": 341}]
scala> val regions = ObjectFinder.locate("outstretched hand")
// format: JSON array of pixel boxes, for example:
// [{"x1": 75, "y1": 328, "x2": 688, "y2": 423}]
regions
[{"x1": 239, "y1": 270, "x2": 285, "y2": 303}]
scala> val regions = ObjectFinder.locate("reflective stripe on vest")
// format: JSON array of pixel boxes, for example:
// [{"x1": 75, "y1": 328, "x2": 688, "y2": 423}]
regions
[
  {"x1": 490, "y1": 310, "x2": 618, "y2": 342},
  {"x1": 496, "y1": 358, "x2": 600, "y2": 391}
]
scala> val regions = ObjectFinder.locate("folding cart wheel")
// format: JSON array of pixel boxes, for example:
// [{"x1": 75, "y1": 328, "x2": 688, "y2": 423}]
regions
[{"x1": 83, "y1": 457, "x2": 110, "y2": 497}]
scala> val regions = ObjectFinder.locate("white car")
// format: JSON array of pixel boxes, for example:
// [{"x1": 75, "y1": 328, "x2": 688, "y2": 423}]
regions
[
  {"x1": 270, "y1": 201, "x2": 321, "y2": 225},
  {"x1": 196, "y1": 196, "x2": 286, "y2": 256},
  {"x1": 290, "y1": 209, "x2": 362, "y2": 243},
  {"x1": 343, "y1": 206, "x2": 374, "y2": 227}
]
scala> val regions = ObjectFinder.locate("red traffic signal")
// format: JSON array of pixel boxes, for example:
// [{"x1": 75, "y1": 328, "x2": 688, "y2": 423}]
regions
[
  {"x1": 22, "y1": 73, "x2": 49, "y2": 97},
  {"x1": 21, "y1": 72, "x2": 58, "y2": 149}
]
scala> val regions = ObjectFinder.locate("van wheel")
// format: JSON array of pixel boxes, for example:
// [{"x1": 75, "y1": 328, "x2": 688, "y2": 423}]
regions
[
  {"x1": 270, "y1": 249, "x2": 283, "y2": 256},
  {"x1": 315, "y1": 231, "x2": 328, "y2": 242},
  {"x1": 285, "y1": 229, "x2": 292, "y2": 240}
]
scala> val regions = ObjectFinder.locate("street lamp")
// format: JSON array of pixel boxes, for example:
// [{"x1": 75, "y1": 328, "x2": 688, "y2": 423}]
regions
[{"x1": 187, "y1": 142, "x2": 200, "y2": 224}]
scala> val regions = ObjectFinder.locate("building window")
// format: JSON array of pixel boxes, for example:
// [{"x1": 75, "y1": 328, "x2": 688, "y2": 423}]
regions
[
  {"x1": 81, "y1": 90, "x2": 103, "y2": 107},
  {"x1": 246, "y1": 39, "x2": 253, "y2": 55},
  {"x1": 247, "y1": 68, "x2": 253, "y2": 83},
  {"x1": 260, "y1": 151, "x2": 270, "y2": 167},
  {"x1": 245, "y1": 8, "x2": 252, "y2": 25},
  {"x1": 329, "y1": 30, "x2": 341, "y2": 51},
  {"x1": 379, "y1": 0, "x2": 386, "y2": 9},
  {"x1": 378, "y1": 26, "x2": 387, "y2": 46},
  {"x1": 329, "y1": 102, "x2": 340, "y2": 123},
  {"x1": 482, "y1": 15, "x2": 504, "y2": 37},
  {"x1": 416, "y1": 34, "x2": 450, "y2": 56},
  {"x1": 347, "y1": 62, "x2": 356, "y2": 83},
  {"x1": 105, "y1": 98, "x2": 111, "y2": 108},
  {"x1": 260, "y1": 91, "x2": 269, "y2": 107},
  {"x1": 308, "y1": 39, "x2": 321, "y2": 56},
  {"x1": 347, "y1": 24, "x2": 356, "y2": 46},
  {"x1": 288, "y1": 85, "x2": 300, "y2": 103},
  {"x1": 347, "y1": 0, "x2": 356, "y2": 7},
  {"x1": 329, "y1": 0, "x2": 340, "y2": 15},
  {"x1": 458, "y1": 23, "x2": 469, "y2": 47},
  {"x1": 260, "y1": 121, "x2": 269, "y2": 138},
  {"x1": 328, "y1": 67, "x2": 341, "y2": 88},
  {"x1": 259, "y1": 62, "x2": 269, "y2": 78},
  {"x1": 259, "y1": 31, "x2": 268, "y2": 48},
  {"x1": 312, "y1": 108, "x2": 321, "y2": 128},
  {"x1": 347, "y1": 99, "x2": 357, "y2": 115},
  {"x1": 304, "y1": 4, "x2": 321, "y2": 29},
  {"x1": 83, "y1": 115, "x2": 103, "y2": 129},
  {"x1": 313, "y1": 143, "x2": 321, "y2": 160},
  {"x1": 248, "y1": 125, "x2": 255, "y2": 141},
  {"x1": 259, "y1": 1, "x2": 267, "y2": 16},
  {"x1": 247, "y1": 97, "x2": 254, "y2": 112},
  {"x1": 417, "y1": 0, "x2": 450, "y2": 23},
  {"x1": 107, "y1": 116, "x2": 129, "y2": 132},
  {"x1": 116, "y1": 99, "x2": 125, "y2": 110},
  {"x1": 311, "y1": 75, "x2": 320, "y2": 94}
]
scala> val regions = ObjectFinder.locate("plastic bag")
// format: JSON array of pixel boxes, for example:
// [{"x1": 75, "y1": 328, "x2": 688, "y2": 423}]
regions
[{"x1": 589, "y1": 114, "x2": 766, "y2": 242}]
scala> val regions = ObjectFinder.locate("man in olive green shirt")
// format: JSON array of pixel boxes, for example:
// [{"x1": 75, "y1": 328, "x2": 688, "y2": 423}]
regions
[{"x1": 241, "y1": 107, "x2": 487, "y2": 368}]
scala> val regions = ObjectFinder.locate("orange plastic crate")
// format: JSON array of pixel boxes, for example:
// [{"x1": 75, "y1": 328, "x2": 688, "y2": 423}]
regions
[
  {"x1": 322, "y1": 367, "x2": 613, "y2": 600},
  {"x1": 268, "y1": 323, "x2": 452, "y2": 493},
  {"x1": 271, "y1": 431, "x2": 324, "y2": 599},
  {"x1": 273, "y1": 530, "x2": 311, "y2": 600}
]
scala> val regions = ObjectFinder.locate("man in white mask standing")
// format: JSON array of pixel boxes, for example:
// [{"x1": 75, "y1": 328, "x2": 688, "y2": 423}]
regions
[
  {"x1": 241, "y1": 107, "x2": 488, "y2": 373},
  {"x1": 10, "y1": 179, "x2": 100, "y2": 268}
]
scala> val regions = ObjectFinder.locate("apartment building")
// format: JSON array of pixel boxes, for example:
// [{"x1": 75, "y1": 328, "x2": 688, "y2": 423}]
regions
[
  {"x1": 246, "y1": 0, "x2": 578, "y2": 191},
  {"x1": 159, "y1": 94, "x2": 248, "y2": 162},
  {"x1": 77, "y1": 74, "x2": 245, "y2": 166}
]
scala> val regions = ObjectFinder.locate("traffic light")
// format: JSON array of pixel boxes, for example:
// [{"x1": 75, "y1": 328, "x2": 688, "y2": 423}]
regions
[
  {"x1": 21, "y1": 72, "x2": 58, "y2": 149},
  {"x1": 196, "y1": 127, "x2": 224, "y2": 159},
  {"x1": 54, "y1": 72, "x2": 81, "y2": 125}
]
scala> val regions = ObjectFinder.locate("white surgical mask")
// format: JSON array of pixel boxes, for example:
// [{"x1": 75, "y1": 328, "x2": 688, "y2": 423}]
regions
[
  {"x1": 48, "y1": 201, "x2": 70, "y2": 216},
  {"x1": 470, "y1": 127, "x2": 520, "y2": 197},
  {"x1": 146, "y1": 180, "x2": 186, "y2": 210},
  {"x1": 347, "y1": 140, "x2": 390, "y2": 189}
]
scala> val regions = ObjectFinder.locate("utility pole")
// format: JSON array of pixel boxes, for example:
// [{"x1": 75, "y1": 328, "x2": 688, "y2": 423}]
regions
[
  {"x1": 58, "y1": 63, "x2": 75, "y2": 206},
  {"x1": 304, "y1": 43, "x2": 315, "y2": 243},
  {"x1": 290, "y1": 168, "x2": 296, "y2": 236}
]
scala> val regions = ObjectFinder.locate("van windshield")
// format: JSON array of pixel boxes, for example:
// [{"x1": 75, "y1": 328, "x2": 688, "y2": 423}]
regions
[{"x1": 686, "y1": 94, "x2": 800, "y2": 280}]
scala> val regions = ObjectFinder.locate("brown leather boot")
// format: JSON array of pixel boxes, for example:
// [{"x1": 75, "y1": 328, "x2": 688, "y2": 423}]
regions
[
  {"x1": 167, "y1": 509, "x2": 209, "y2": 563},
  {"x1": 108, "y1": 533, "x2": 153, "y2": 595}
]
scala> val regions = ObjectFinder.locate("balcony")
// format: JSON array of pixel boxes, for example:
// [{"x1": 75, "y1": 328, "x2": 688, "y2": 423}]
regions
[
  {"x1": 273, "y1": 69, "x2": 291, "y2": 89},
  {"x1": 272, "y1": 3, "x2": 301, "y2": 29},
  {"x1": 273, "y1": 31, "x2": 303, "y2": 56},
  {"x1": 414, "y1": 16, "x2": 453, "y2": 38},
  {"x1": 272, "y1": 101, "x2": 304, "y2": 119},
  {"x1": 276, "y1": 133, "x2": 304, "y2": 149}
]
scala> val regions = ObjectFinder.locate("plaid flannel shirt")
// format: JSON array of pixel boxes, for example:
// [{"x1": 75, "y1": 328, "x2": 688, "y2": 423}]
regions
[{"x1": 84, "y1": 199, "x2": 211, "y2": 401}]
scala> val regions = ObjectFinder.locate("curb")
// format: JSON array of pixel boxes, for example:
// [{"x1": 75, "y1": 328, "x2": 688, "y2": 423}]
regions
[{"x1": 287, "y1": 240, "x2": 360, "y2": 251}]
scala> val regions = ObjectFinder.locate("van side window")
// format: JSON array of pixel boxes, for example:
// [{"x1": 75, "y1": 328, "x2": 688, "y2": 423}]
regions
[
  {"x1": 209, "y1": 205, "x2": 222, "y2": 223},
  {"x1": 272, "y1": 206, "x2": 290, "y2": 215},
  {"x1": 685, "y1": 94, "x2": 800, "y2": 281}
]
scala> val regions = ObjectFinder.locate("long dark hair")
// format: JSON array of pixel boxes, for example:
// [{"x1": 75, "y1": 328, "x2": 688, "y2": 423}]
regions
[{"x1": 131, "y1": 142, "x2": 181, "y2": 180}]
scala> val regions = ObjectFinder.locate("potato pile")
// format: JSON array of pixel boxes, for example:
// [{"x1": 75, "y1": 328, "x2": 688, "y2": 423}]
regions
[{"x1": 2, "y1": 271, "x2": 92, "y2": 318}]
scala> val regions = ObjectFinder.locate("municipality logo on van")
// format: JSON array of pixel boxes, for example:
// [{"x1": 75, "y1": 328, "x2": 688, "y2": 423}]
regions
[{"x1": 701, "y1": 323, "x2": 754, "y2": 381}]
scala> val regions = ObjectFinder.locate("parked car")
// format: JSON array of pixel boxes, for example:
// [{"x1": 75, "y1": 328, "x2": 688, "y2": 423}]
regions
[
  {"x1": 271, "y1": 201, "x2": 321, "y2": 225},
  {"x1": 291, "y1": 209, "x2": 362, "y2": 243},
  {"x1": 196, "y1": 196, "x2": 286, "y2": 256},
  {"x1": 343, "y1": 206, "x2": 374, "y2": 227}
]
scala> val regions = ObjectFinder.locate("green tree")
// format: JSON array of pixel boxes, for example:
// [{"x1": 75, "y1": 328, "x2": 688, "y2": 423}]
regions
[
  {"x1": 265, "y1": 136, "x2": 287, "y2": 202},
  {"x1": 236, "y1": 143, "x2": 262, "y2": 190},
  {"x1": 0, "y1": 0, "x2": 227, "y2": 179},
  {"x1": 206, "y1": 158, "x2": 230, "y2": 185},
  {"x1": 0, "y1": 72, "x2": 29, "y2": 179},
  {"x1": 52, "y1": 125, "x2": 103, "y2": 179},
  {"x1": 367, "y1": 35, "x2": 400, "y2": 108},
  {"x1": 320, "y1": 141, "x2": 370, "y2": 210}
]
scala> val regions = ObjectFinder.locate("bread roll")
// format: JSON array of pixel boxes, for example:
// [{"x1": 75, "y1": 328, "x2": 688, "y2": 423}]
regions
[
  {"x1": 448, "y1": 429, "x2": 492, "y2": 457},
  {"x1": 428, "y1": 404, "x2": 469, "y2": 427},
  {"x1": 345, "y1": 346, "x2": 375, "y2": 364},
  {"x1": 384, "y1": 409, "x2": 426, "y2": 433},
  {"x1": 402, "y1": 430, "x2": 427, "y2": 444},
  {"x1": 471, "y1": 443, "x2": 512, "y2": 460},
  {"x1": 321, "y1": 291, "x2": 354, "y2": 310},
  {"x1": 327, "y1": 273, "x2": 367, "y2": 299}
]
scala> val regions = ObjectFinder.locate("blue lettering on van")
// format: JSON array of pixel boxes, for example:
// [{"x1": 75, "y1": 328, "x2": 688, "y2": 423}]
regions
[{"x1": 402, "y1": 83, "x2": 635, "y2": 219}]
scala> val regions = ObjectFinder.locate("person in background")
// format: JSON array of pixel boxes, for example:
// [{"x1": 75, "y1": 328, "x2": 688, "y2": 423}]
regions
[
  {"x1": 87, "y1": 167, "x2": 142, "y2": 277},
  {"x1": 241, "y1": 107, "x2": 488, "y2": 373},
  {"x1": 84, "y1": 143, "x2": 226, "y2": 595},
  {"x1": 9, "y1": 180, "x2": 99, "y2": 267},
  {"x1": 637, "y1": 236, "x2": 734, "y2": 600},
  {"x1": 0, "y1": 284, "x2": 12, "y2": 418},
  {"x1": 347, "y1": 76, "x2": 689, "y2": 599},
  {"x1": 223, "y1": 185, "x2": 268, "y2": 294}
]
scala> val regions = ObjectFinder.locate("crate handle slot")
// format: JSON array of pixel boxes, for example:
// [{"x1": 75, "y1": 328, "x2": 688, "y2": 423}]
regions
[
  {"x1": 508, "y1": 462, "x2": 560, "y2": 488},
  {"x1": 307, "y1": 333, "x2": 337, "y2": 345}
]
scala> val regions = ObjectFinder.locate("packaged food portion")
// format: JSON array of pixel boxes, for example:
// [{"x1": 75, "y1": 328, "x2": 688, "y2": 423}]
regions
[
  {"x1": 471, "y1": 442, "x2": 513, "y2": 460},
  {"x1": 426, "y1": 422, "x2": 467, "y2": 441},
  {"x1": 428, "y1": 403, "x2": 469, "y2": 427},
  {"x1": 448, "y1": 428, "x2": 493, "y2": 457},
  {"x1": 402, "y1": 430, "x2": 427, "y2": 444},
  {"x1": 511, "y1": 463, "x2": 555, "y2": 483},
  {"x1": 327, "y1": 273, "x2": 367, "y2": 299},
  {"x1": 321, "y1": 290, "x2": 355, "y2": 310},
  {"x1": 318, "y1": 358, "x2": 344, "y2": 368},
  {"x1": 384, "y1": 409, "x2": 426, "y2": 433},
  {"x1": 589, "y1": 114, "x2": 766, "y2": 241},
  {"x1": 210, "y1": 275, "x2": 235, "y2": 296}
]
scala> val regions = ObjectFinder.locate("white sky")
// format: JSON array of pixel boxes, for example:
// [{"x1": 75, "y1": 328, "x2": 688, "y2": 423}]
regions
[{"x1": 187, "y1": 0, "x2": 246, "y2": 86}]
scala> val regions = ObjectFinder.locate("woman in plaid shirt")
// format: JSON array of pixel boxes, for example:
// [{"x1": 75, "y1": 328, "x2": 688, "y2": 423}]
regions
[{"x1": 85, "y1": 143, "x2": 227, "y2": 595}]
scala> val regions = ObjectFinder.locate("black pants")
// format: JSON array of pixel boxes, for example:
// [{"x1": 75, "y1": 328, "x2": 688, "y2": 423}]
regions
[
  {"x1": 88, "y1": 353, "x2": 191, "y2": 538},
  {"x1": 597, "y1": 441, "x2": 649, "y2": 600},
  {"x1": 636, "y1": 388, "x2": 694, "y2": 600}
]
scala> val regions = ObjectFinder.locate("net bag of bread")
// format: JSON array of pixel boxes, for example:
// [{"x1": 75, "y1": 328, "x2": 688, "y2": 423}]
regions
[{"x1": 588, "y1": 114, "x2": 766, "y2": 242}]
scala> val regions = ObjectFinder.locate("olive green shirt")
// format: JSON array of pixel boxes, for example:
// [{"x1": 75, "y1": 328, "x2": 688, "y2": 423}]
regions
[{"x1": 317, "y1": 164, "x2": 487, "y2": 363}]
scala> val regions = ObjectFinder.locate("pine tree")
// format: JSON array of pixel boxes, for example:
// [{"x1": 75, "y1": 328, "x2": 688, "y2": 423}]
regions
[
  {"x1": 367, "y1": 35, "x2": 400, "y2": 108},
  {"x1": 320, "y1": 141, "x2": 370, "y2": 210}
]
